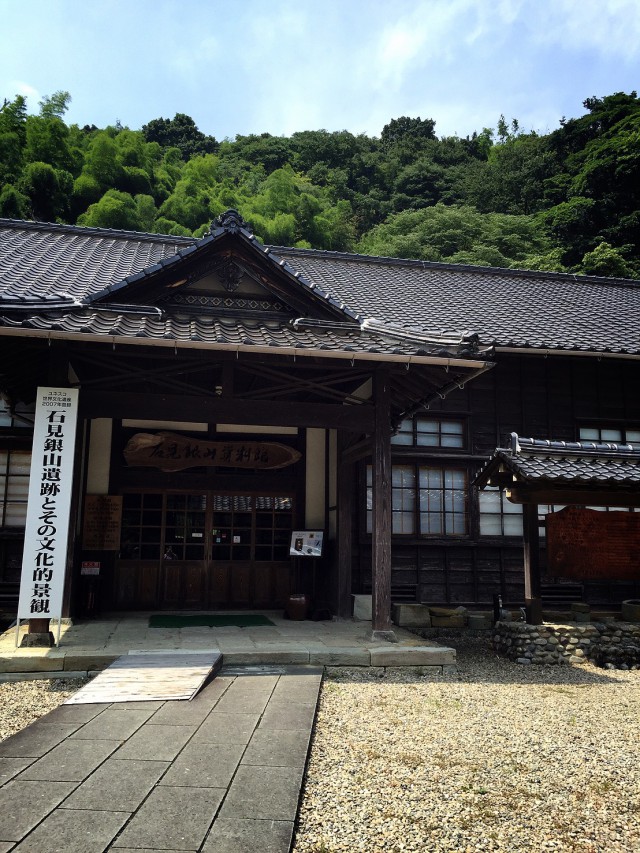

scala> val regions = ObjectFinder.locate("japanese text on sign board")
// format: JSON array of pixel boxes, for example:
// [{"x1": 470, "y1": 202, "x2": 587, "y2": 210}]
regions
[
  {"x1": 18, "y1": 388, "x2": 79, "y2": 622},
  {"x1": 123, "y1": 432, "x2": 301, "y2": 472}
]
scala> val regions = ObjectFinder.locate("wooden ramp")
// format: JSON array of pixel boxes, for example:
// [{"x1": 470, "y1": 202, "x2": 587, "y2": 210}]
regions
[{"x1": 65, "y1": 650, "x2": 222, "y2": 704}]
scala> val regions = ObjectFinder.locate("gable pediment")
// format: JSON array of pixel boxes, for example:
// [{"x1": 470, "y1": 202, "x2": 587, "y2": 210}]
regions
[{"x1": 90, "y1": 210, "x2": 359, "y2": 325}]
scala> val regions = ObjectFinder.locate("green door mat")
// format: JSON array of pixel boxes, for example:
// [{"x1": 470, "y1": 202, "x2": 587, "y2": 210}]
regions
[{"x1": 149, "y1": 614, "x2": 276, "y2": 628}]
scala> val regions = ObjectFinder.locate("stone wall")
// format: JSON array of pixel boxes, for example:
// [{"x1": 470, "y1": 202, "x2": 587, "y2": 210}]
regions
[{"x1": 493, "y1": 621, "x2": 640, "y2": 668}]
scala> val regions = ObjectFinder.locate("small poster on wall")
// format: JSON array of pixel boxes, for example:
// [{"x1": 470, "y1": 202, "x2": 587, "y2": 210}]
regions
[{"x1": 290, "y1": 531, "x2": 324, "y2": 557}]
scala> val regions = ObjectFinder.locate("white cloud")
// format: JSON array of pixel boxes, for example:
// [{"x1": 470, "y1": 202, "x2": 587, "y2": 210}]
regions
[
  {"x1": 6, "y1": 80, "x2": 40, "y2": 106},
  {"x1": 367, "y1": 1, "x2": 467, "y2": 91},
  {"x1": 168, "y1": 36, "x2": 221, "y2": 85},
  {"x1": 7, "y1": 80, "x2": 42, "y2": 98},
  {"x1": 525, "y1": 0, "x2": 640, "y2": 61}
]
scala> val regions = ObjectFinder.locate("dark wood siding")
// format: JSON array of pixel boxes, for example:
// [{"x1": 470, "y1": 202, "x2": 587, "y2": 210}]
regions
[{"x1": 355, "y1": 353, "x2": 640, "y2": 606}]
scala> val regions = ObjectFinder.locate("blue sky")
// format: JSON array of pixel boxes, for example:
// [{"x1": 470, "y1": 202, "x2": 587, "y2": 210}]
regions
[{"x1": 2, "y1": 0, "x2": 639, "y2": 140}]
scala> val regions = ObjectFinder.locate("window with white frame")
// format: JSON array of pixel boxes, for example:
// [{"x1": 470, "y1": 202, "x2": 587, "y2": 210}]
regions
[
  {"x1": 479, "y1": 486, "x2": 523, "y2": 536},
  {"x1": 366, "y1": 465, "x2": 417, "y2": 534},
  {"x1": 391, "y1": 417, "x2": 465, "y2": 449},
  {"x1": 0, "y1": 450, "x2": 31, "y2": 585},
  {"x1": 579, "y1": 426, "x2": 640, "y2": 447},
  {"x1": 419, "y1": 467, "x2": 467, "y2": 534},
  {"x1": 0, "y1": 451, "x2": 31, "y2": 526},
  {"x1": 367, "y1": 464, "x2": 468, "y2": 536},
  {"x1": 479, "y1": 488, "x2": 568, "y2": 538}
]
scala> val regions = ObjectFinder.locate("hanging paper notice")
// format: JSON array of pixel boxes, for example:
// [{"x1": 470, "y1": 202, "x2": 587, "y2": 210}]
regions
[{"x1": 290, "y1": 530, "x2": 324, "y2": 557}]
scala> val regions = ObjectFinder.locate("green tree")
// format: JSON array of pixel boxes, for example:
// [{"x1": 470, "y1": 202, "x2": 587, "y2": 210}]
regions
[
  {"x1": 82, "y1": 132, "x2": 124, "y2": 189},
  {"x1": 0, "y1": 183, "x2": 30, "y2": 218},
  {"x1": 358, "y1": 203, "x2": 554, "y2": 268},
  {"x1": 134, "y1": 194, "x2": 158, "y2": 232},
  {"x1": 391, "y1": 157, "x2": 447, "y2": 211},
  {"x1": 380, "y1": 116, "x2": 436, "y2": 149},
  {"x1": 540, "y1": 197, "x2": 597, "y2": 265},
  {"x1": 142, "y1": 113, "x2": 218, "y2": 161},
  {"x1": 70, "y1": 173, "x2": 103, "y2": 220},
  {"x1": 77, "y1": 189, "x2": 142, "y2": 230},
  {"x1": 0, "y1": 95, "x2": 27, "y2": 184},
  {"x1": 579, "y1": 241, "x2": 636, "y2": 278},
  {"x1": 154, "y1": 216, "x2": 192, "y2": 237},
  {"x1": 38, "y1": 91, "x2": 71, "y2": 120},
  {"x1": 23, "y1": 91, "x2": 77, "y2": 174},
  {"x1": 19, "y1": 161, "x2": 73, "y2": 221}
]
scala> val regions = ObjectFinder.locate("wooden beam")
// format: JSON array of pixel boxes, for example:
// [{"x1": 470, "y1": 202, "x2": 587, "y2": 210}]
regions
[
  {"x1": 71, "y1": 350, "x2": 222, "y2": 397},
  {"x1": 371, "y1": 369, "x2": 395, "y2": 639},
  {"x1": 235, "y1": 361, "x2": 373, "y2": 404},
  {"x1": 522, "y1": 502, "x2": 542, "y2": 625},
  {"x1": 80, "y1": 390, "x2": 374, "y2": 432},
  {"x1": 508, "y1": 487, "x2": 640, "y2": 508},
  {"x1": 340, "y1": 437, "x2": 372, "y2": 465},
  {"x1": 336, "y1": 432, "x2": 354, "y2": 618}
]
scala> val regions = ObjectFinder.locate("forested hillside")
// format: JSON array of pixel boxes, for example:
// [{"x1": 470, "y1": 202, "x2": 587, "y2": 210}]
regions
[{"x1": 1, "y1": 90, "x2": 639, "y2": 277}]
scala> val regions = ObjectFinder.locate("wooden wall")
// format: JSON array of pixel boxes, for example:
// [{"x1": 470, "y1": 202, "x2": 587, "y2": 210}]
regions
[{"x1": 355, "y1": 353, "x2": 640, "y2": 606}]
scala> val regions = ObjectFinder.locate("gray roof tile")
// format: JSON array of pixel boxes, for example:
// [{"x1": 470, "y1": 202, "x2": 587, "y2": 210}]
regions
[
  {"x1": 477, "y1": 435, "x2": 640, "y2": 489},
  {"x1": 273, "y1": 250, "x2": 640, "y2": 354},
  {"x1": 0, "y1": 217, "x2": 639, "y2": 354},
  {"x1": 0, "y1": 307, "x2": 472, "y2": 356}
]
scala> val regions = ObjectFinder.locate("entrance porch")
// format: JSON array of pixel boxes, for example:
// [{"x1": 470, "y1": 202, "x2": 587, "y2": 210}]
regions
[{"x1": 0, "y1": 612, "x2": 456, "y2": 674}]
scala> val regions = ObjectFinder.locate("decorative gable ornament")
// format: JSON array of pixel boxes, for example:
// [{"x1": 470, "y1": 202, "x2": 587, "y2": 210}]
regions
[
  {"x1": 210, "y1": 209, "x2": 248, "y2": 234},
  {"x1": 216, "y1": 259, "x2": 243, "y2": 292},
  {"x1": 178, "y1": 256, "x2": 244, "y2": 292}
]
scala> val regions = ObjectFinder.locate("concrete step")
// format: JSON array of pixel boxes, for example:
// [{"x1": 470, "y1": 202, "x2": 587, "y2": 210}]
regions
[{"x1": 0, "y1": 642, "x2": 456, "y2": 674}]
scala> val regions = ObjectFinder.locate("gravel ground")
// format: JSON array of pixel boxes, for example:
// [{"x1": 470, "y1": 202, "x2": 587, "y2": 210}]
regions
[
  {"x1": 293, "y1": 637, "x2": 640, "y2": 853},
  {"x1": 1, "y1": 640, "x2": 638, "y2": 852},
  {"x1": 0, "y1": 678, "x2": 87, "y2": 741}
]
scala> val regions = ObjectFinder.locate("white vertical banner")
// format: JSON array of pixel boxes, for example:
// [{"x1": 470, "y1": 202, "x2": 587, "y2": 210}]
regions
[{"x1": 18, "y1": 387, "x2": 79, "y2": 623}]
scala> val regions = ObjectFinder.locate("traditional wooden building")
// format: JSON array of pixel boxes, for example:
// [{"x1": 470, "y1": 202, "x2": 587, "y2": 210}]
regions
[{"x1": 0, "y1": 210, "x2": 638, "y2": 628}]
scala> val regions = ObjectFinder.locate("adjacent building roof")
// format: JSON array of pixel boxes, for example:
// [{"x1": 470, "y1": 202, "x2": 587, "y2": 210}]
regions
[
  {"x1": 1, "y1": 212, "x2": 639, "y2": 355},
  {"x1": 476, "y1": 434, "x2": 640, "y2": 492}
]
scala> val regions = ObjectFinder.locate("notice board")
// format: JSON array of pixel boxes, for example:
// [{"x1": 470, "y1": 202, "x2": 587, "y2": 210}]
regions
[
  {"x1": 83, "y1": 495, "x2": 123, "y2": 550},
  {"x1": 546, "y1": 506, "x2": 640, "y2": 580}
]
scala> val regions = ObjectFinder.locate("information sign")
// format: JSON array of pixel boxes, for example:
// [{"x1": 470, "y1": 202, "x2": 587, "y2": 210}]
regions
[
  {"x1": 18, "y1": 387, "x2": 79, "y2": 624},
  {"x1": 82, "y1": 495, "x2": 122, "y2": 550},
  {"x1": 290, "y1": 530, "x2": 324, "y2": 557}
]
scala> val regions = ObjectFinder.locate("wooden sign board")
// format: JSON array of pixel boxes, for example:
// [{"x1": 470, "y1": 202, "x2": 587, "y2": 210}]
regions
[
  {"x1": 547, "y1": 506, "x2": 640, "y2": 581},
  {"x1": 124, "y1": 432, "x2": 301, "y2": 472},
  {"x1": 83, "y1": 495, "x2": 123, "y2": 550}
]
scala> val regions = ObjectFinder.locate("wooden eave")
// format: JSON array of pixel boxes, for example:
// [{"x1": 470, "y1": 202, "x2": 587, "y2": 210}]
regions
[{"x1": 477, "y1": 457, "x2": 640, "y2": 507}]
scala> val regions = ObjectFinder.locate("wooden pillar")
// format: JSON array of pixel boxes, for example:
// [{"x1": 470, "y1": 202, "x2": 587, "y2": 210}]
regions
[
  {"x1": 336, "y1": 470, "x2": 352, "y2": 616},
  {"x1": 336, "y1": 434, "x2": 354, "y2": 618},
  {"x1": 522, "y1": 502, "x2": 543, "y2": 625},
  {"x1": 371, "y1": 370, "x2": 396, "y2": 641}
]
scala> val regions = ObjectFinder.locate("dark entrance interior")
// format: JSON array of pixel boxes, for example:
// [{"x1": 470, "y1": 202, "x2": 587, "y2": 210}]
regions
[{"x1": 115, "y1": 491, "x2": 294, "y2": 609}]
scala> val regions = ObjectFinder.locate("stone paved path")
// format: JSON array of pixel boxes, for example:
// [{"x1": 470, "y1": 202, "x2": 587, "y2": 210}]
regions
[{"x1": 0, "y1": 665, "x2": 322, "y2": 852}]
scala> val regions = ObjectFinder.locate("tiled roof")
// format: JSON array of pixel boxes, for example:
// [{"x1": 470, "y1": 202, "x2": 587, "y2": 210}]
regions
[
  {"x1": 476, "y1": 434, "x2": 640, "y2": 489},
  {"x1": 0, "y1": 219, "x2": 188, "y2": 301},
  {"x1": 273, "y1": 249, "x2": 640, "y2": 354},
  {"x1": 0, "y1": 215, "x2": 639, "y2": 354},
  {"x1": 0, "y1": 306, "x2": 477, "y2": 358}
]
